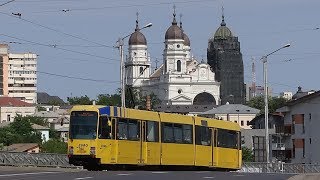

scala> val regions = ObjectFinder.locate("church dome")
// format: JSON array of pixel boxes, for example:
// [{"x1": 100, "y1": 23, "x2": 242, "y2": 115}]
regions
[
  {"x1": 214, "y1": 15, "x2": 233, "y2": 39},
  {"x1": 183, "y1": 33, "x2": 190, "y2": 46},
  {"x1": 180, "y1": 21, "x2": 190, "y2": 46},
  {"x1": 129, "y1": 20, "x2": 147, "y2": 45},
  {"x1": 165, "y1": 14, "x2": 183, "y2": 40}
]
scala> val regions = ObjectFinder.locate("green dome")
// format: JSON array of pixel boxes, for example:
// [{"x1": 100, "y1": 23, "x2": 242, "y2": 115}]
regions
[{"x1": 213, "y1": 16, "x2": 233, "y2": 39}]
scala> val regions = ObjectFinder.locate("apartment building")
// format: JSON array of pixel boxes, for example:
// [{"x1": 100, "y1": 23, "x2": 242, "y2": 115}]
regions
[
  {"x1": 277, "y1": 91, "x2": 320, "y2": 164},
  {"x1": 0, "y1": 44, "x2": 9, "y2": 96},
  {"x1": 0, "y1": 44, "x2": 37, "y2": 104}
]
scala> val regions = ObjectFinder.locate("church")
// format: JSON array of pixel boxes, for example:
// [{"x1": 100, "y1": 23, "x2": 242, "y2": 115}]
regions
[{"x1": 125, "y1": 10, "x2": 220, "y2": 107}]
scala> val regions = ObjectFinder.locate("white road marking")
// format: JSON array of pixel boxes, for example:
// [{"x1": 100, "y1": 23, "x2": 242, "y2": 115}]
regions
[
  {"x1": 74, "y1": 177, "x2": 93, "y2": 180},
  {"x1": 0, "y1": 172, "x2": 59, "y2": 177},
  {"x1": 203, "y1": 176, "x2": 214, "y2": 179},
  {"x1": 196, "y1": 171, "x2": 210, "y2": 173},
  {"x1": 151, "y1": 172, "x2": 168, "y2": 174},
  {"x1": 233, "y1": 174, "x2": 245, "y2": 177},
  {"x1": 117, "y1": 173, "x2": 132, "y2": 176}
]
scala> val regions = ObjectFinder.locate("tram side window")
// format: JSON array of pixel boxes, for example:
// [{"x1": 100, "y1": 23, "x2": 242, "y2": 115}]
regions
[
  {"x1": 98, "y1": 116, "x2": 111, "y2": 139},
  {"x1": 117, "y1": 119, "x2": 128, "y2": 140},
  {"x1": 195, "y1": 126, "x2": 211, "y2": 146},
  {"x1": 117, "y1": 119, "x2": 140, "y2": 141},
  {"x1": 128, "y1": 120, "x2": 140, "y2": 141},
  {"x1": 182, "y1": 124, "x2": 193, "y2": 144},
  {"x1": 162, "y1": 123, "x2": 174, "y2": 143},
  {"x1": 217, "y1": 129, "x2": 238, "y2": 149},
  {"x1": 147, "y1": 121, "x2": 159, "y2": 142},
  {"x1": 173, "y1": 124, "x2": 183, "y2": 143},
  {"x1": 162, "y1": 123, "x2": 193, "y2": 144}
]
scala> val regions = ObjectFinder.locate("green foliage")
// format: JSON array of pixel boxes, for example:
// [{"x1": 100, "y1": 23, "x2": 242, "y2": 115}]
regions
[
  {"x1": 47, "y1": 99, "x2": 64, "y2": 106},
  {"x1": 246, "y1": 96, "x2": 288, "y2": 114},
  {"x1": 49, "y1": 128, "x2": 60, "y2": 140},
  {"x1": 0, "y1": 115, "x2": 43, "y2": 146},
  {"x1": 67, "y1": 95, "x2": 93, "y2": 105},
  {"x1": 242, "y1": 146, "x2": 254, "y2": 162},
  {"x1": 41, "y1": 139, "x2": 67, "y2": 154},
  {"x1": 96, "y1": 93, "x2": 121, "y2": 106},
  {"x1": 138, "y1": 92, "x2": 161, "y2": 110},
  {"x1": 0, "y1": 127, "x2": 19, "y2": 146},
  {"x1": 27, "y1": 116, "x2": 48, "y2": 127}
]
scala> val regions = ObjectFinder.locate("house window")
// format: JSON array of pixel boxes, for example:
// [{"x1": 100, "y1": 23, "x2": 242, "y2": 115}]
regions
[
  {"x1": 292, "y1": 139, "x2": 295, "y2": 158},
  {"x1": 7, "y1": 115, "x2": 10, "y2": 122},
  {"x1": 292, "y1": 115, "x2": 295, "y2": 134},
  {"x1": 309, "y1": 113, "x2": 312, "y2": 120},
  {"x1": 177, "y1": 60, "x2": 181, "y2": 72},
  {"x1": 302, "y1": 139, "x2": 305, "y2": 158},
  {"x1": 309, "y1": 138, "x2": 311, "y2": 144},
  {"x1": 241, "y1": 121, "x2": 244, "y2": 126}
]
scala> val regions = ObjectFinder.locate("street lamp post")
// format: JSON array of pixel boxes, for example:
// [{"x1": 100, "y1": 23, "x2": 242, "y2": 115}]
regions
[
  {"x1": 262, "y1": 43, "x2": 290, "y2": 163},
  {"x1": 116, "y1": 23, "x2": 152, "y2": 107}
]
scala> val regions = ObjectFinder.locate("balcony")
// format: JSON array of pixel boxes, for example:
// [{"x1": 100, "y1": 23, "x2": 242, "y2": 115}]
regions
[
  {"x1": 272, "y1": 143, "x2": 285, "y2": 150},
  {"x1": 283, "y1": 125, "x2": 292, "y2": 135}
]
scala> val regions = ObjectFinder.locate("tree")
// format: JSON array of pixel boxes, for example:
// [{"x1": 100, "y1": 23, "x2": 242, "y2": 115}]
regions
[
  {"x1": 27, "y1": 116, "x2": 48, "y2": 127},
  {"x1": 41, "y1": 139, "x2": 67, "y2": 154},
  {"x1": 242, "y1": 146, "x2": 254, "y2": 162},
  {"x1": 0, "y1": 127, "x2": 18, "y2": 146},
  {"x1": 138, "y1": 92, "x2": 161, "y2": 110},
  {"x1": 96, "y1": 93, "x2": 121, "y2": 106},
  {"x1": 67, "y1": 95, "x2": 93, "y2": 105},
  {"x1": 49, "y1": 128, "x2": 60, "y2": 140},
  {"x1": 246, "y1": 96, "x2": 288, "y2": 114},
  {"x1": 3, "y1": 115, "x2": 43, "y2": 145}
]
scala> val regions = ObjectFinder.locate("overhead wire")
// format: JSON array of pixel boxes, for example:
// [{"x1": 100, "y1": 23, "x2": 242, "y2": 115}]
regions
[
  {"x1": 28, "y1": 0, "x2": 215, "y2": 13},
  {"x1": 0, "y1": 11, "x2": 115, "y2": 49},
  {"x1": 0, "y1": 33, "x2": 119, "y2": 62}
]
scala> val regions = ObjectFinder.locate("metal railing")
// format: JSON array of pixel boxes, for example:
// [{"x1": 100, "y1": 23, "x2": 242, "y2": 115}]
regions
[
  {"x1": 1, "y1": 152, "x2": 320, "y2": 173},
  {"x1": 0, "y1": 152, "x2": 76, "y2": 168},
  {"x1": 240, "y1": 162, "x2": 320, "y2": 173}
]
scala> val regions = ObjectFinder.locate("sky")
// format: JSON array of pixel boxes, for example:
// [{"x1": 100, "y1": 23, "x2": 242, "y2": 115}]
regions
[{"x1": 0, "y1": 0, "x2": 319, "y2": 101}]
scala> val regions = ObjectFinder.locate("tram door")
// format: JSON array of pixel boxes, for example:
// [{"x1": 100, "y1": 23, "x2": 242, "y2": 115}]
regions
[
  {"x1": 140, "y1": 121, "x2": 147, "y2": 164},
  {"x1": 140, "y1": 121, "x2": 160, "y2": 165},
  {"x1": 210, "y1": 128, "x2": 215, "y2": 167}
]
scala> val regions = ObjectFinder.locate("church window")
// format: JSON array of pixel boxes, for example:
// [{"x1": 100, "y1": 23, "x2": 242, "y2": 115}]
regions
[
  {"x1": 178, "y1": 89, "x2": 182, "y2": 94},
  {"x1": 139, "y1": 67, "x2": 144, "y2": 75},
  {"x1": 177, "y1": 60, "x2": 181, "y2": 72}
]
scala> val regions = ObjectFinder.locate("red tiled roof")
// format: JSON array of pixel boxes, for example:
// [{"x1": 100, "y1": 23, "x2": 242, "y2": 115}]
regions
[{"x1": 0, "y1": 96, "x2": 33, "y2": 107}]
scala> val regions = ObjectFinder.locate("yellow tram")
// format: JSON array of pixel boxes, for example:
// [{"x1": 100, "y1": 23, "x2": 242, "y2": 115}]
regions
[{"x1": 68, "y1": 105, "x2": 242, "y2": 171}]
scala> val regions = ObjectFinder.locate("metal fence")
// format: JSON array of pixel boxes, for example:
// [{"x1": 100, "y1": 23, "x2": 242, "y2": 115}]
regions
[
  {"x1": 0, "y1": 152, "x2": 75, "y2": 168},
  {"x1": 1, "y1": 152, "x2": 320, "y2": 173},
  {"x1": 240, "y1": 162, "x2": 320, "y2": 173}
]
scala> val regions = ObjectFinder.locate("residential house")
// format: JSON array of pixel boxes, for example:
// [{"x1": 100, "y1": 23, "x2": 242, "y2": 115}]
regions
[
  {"x1": 2, "y1": 143, "x2": 40, "y2": 153},
  {"x1": 57, "y1": 127, "x2": 69, "y2": 142},
  {"x1": 276, "y1": 90, "x2": 320, "y2": 164},
  {"x1": 246, "y1": 113, "x2": 286, "y2": 162},
  {"x1": 31, "y1": 123, "x2": 50, "y2": 142},
  {"x1": 200, "y1": 103, "x2": 260, "y2": 129},
  {"x1": 0, "y1": 96, "x2": 36, "y2": 123}
]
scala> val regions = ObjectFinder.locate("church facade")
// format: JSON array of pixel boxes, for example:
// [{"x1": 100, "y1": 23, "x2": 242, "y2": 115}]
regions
[{"x1": 125, "y1": 12, "x2": 220, "y2": 106}]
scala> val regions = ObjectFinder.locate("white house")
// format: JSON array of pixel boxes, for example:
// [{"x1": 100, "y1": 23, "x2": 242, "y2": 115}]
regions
[{"x1": 0, "y1": 96, "x2": 36, "y2": 123}]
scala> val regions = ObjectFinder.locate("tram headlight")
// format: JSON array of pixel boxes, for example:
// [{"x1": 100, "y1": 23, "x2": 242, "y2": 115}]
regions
[
  {"x1": 90, "y1": 147, "x2": 96, "y2": 155},
  {"x1": 69, "y1": 146, "x2": 74, "y2": 155}
]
